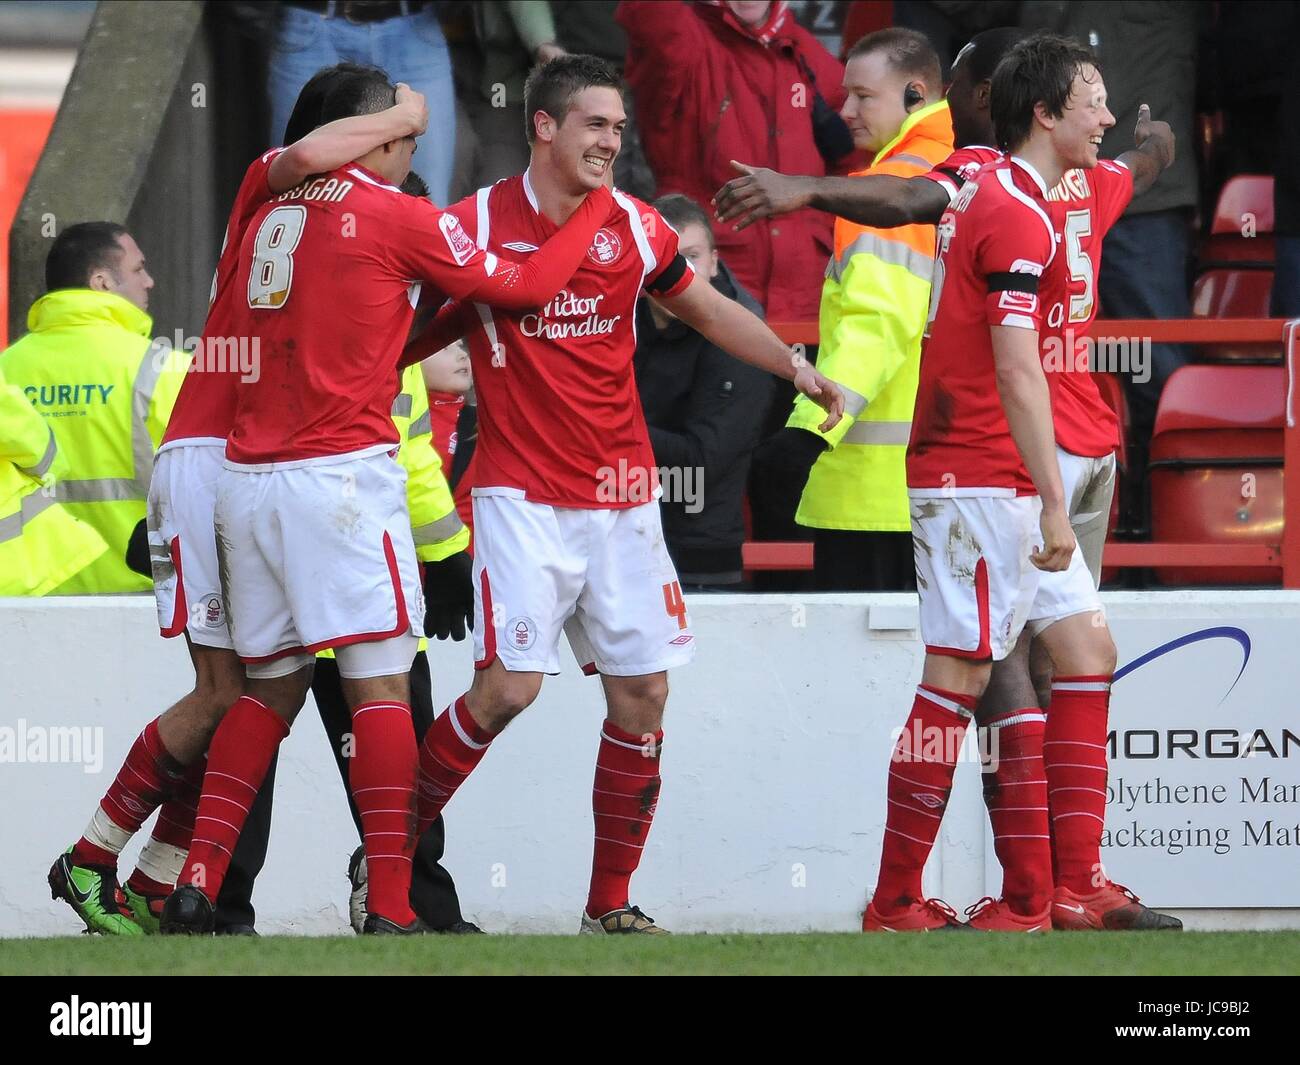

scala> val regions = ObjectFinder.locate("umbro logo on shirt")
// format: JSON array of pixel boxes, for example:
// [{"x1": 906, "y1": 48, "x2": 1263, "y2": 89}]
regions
[{"x1": 502, "y1": 241, "x2": 539, "y2": 253}]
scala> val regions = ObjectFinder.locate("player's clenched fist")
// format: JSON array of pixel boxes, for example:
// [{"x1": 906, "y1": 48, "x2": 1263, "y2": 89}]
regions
[
  {"x1": 793, "y1": 365, "x2": 845, "y2": 433},
  {"x1": 394, "y1": 82, "x2": 429, "y2": 138},
  {"x1": 1031, "y1": 504, "x2": 1076, "y2": 572}
]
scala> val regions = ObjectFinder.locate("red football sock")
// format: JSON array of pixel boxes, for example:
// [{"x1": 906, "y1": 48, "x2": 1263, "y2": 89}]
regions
[
  {"x1": 981, "y1": 709, "x2": 1052, "y2": 915},
  {"x1": 72, "y1": 717, "x2": 184, "y2": 868},
  {"x1": 873, "y1": 686, "x2": 975, "y2": 914},
  {"x1": 179, "y1": 697, "x2": 288, "y2": 902},
  {"x1": 586, "y1": 721, "x2": 663, "y2": 919},
  {"x1": 126, "y1": 759, "x2": 204, "y2": 897},
  {"x1": 1043, "y1": 675, "x2": 1112, "y2": 893},
  {"x1": 417, "y1": 696, "x2": 494, "y2": 834},
  {"x1": 349, "y1": 701, "x2": 418, "y2": 926}
]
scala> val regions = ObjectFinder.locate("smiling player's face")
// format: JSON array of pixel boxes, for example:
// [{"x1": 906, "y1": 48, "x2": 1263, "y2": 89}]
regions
[
  {"x1": 548, "y1": 87, "x2": 625, "y2": 194},
  {"x1": 1052, "y1": 64, "x2": 1114, "y2": 171}
]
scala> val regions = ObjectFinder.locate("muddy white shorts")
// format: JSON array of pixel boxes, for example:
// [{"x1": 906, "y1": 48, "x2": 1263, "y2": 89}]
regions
[
  {"x1": 1022, "y1": 449, "x2": 1114, "y2": 637},
  {"x1": 910, "y1": 491, "x2": 1101, "y2": 661},
  {"x1": 215, "y1": 450, "x2": 424, "y2": 669},
  {"x1": 471, "y1": 492, "x2": 696, "y2": 677},
  {"x1": 148, "y1": 444, "x2": 234, "y2": 650}
]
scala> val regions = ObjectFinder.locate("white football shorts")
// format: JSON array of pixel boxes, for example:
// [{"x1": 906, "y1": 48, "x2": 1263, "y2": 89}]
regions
[
  {"x1": 471, "y1": 492, "x2": 696, "y2": 677},
  {"x1": 215, "y1": 450, "x2": 424, "y2": 669},
  {"x1": 148, "y1": 444, "x2": 234, "y2": 650},
  {"x1": 910, "y1": 491, "x2": 1101, "y2": 661}
]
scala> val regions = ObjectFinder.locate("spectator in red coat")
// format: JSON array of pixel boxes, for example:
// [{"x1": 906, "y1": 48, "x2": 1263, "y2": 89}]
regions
[{"x1": 618, "y1": 1, "x2": 860, "y2": 322}]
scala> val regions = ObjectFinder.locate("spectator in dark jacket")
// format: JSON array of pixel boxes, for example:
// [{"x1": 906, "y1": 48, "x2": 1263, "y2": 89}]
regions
[
  {"x1": 634, "y1": 195, "x2": 775, "y2": 589},
  {"x1": 618, "y1": 1, "x2": 860, "y2": 322}
]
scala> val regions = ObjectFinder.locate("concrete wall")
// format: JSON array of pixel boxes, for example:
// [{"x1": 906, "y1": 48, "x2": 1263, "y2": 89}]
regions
[
  {"x1": 8, "y1": 1, "x2": 270, "y2": 343},
  {"x1": 2, "y1": 591, "x2": 1298, "y2": 936}
]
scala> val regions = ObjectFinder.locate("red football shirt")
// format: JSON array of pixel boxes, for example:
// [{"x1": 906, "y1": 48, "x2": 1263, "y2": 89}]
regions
[
  {"x1": 908, "y1": 156, "x2": 1058, "y2": 495},
  {"x1": 923, "y1": 148, "x2": 1131, "y2": 457},
  {"x1": 160, "y1": 148, "x2": 284, "y2": 452},
  {"x1": 436, "y1": 171, "x2": 695, "y2": 508},
  {"x1": 222, "y1": 165, "x2": 611, "y2": 467},
  {"x1": 1040, "y1": 159, "x2": 1133, "y2": 456}
]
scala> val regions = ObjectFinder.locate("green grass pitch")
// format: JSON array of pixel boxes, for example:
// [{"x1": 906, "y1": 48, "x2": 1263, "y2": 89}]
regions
[{"x1": 5, "y1": 932, "x2": 1298, "y2": 976}]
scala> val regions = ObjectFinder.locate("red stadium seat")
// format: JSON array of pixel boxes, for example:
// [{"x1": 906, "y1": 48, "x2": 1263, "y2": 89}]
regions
[
  {"x1": 1149, "y1": 365, "x2": 1284, "y2": 585},
  {"x1": 1191, "y1": 269, "x2": 1279, "y2": 360},
  {"x1": 1199, "y1": 174, "x2": 1275, "y2": 268}
]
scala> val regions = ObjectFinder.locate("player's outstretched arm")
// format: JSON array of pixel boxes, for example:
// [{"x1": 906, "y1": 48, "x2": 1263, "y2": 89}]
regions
[
  {"x1": 990, "y1": 324, "x2": 1074, "y2": 572},
  {"x1": 415, "y1": 186, "x2": 614, "y2": 312},
  {"x1": 1117, "y1": 104, "x2": 1175, "y2": 199},
  {"x1": 713, "y1": 161, "x2": 947, "y2": 231},
  {"x1": 656, "y1": 273, "x2": 845, "y2": 432},
  {"x1": 268, "y1": 83, "x2": 429, "y2": 194}
]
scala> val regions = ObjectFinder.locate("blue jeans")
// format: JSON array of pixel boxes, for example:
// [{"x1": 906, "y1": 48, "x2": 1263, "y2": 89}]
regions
[
  {"x1": 1098, "y1": 209, "x2": 1195, "y2": 438},
  {"x1": 267, "y1": 3, "x2": 455, "y2": 206},
  {"x1": 1272, "y1": 235, "x2": 1300, "y2": 318}
]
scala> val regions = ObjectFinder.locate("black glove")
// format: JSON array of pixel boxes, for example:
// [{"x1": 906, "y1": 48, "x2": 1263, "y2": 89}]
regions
[
  {"x1": 125, "y1": 518, "x2": 152, "y2": 578},
  {"x1": 748, "y1": 427, "x2": 828, "y2": 529},
  {"x1": 423, "y1": 551, "x2": 474, "y2": 641}
]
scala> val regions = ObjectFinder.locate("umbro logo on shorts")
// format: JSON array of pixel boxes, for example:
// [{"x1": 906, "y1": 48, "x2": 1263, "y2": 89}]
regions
[{"x1": 668, "y1": 635, "x2": 694, "y2": 646}]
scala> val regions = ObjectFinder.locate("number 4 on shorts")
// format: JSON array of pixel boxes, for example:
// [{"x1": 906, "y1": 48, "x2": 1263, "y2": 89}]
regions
[{"x1": 662, "y1": 580, "x2": 688, "y2": 631}]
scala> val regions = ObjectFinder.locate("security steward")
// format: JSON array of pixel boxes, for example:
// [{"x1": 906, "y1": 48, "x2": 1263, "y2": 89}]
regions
[
  {"x1": 1, "y1": 222, "x2": 188, "y2": 594},
  {"x1": 756, "y1": 30, "x2": 953, "y2": 590}
]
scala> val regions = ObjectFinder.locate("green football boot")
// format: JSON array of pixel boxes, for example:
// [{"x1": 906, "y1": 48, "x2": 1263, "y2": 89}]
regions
[
  {"x1": 122, "y1": 884, "x2": 166, "y2": 934},
  {"x1": 48, "y1": 848, "x2": 144, "y2": 936}
]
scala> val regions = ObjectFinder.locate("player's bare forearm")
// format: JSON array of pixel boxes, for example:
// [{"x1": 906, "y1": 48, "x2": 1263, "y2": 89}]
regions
[
  {"x1": 661, "y1": 278, "x2": 799, "y2": 381},
  {"x1": 659, "y1": 275, "x2": 844, "y2": 429},
  {"x1": 1118, "y1": 103, "x2": 1175, "y2": 199},
  {"x1": 270, "y1": 90, "x2": 427, "y2": 194},
  {"x1": 810, "y1": 175, "x2": 947, "y2": 227},
  {"x1": 991, "y1": 325, "x2": 1065, "y2": 511},
  {"x1": 713, "y1": 166, "x2": 945, "y2": 231}
]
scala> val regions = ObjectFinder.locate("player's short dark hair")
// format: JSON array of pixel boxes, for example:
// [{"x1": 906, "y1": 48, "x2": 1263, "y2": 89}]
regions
[
  {"x1": 990, "y1": 33, "x2": 1100, "y2": 152},
  {"x1": 523, "y1": 53, "x2": 623, "y2": 144},
  {"x1": 44, "y1": 221, "x2": 128, "y2": 292},
  {"x1": 653, "y1": 194, "x2": 714, "y2": 248},
  {"x1": 951, "y1": 27, "x2": 1026, "y2": 86},
  {"x1": 400, "y1": 171, "x2": 430, "y2": 199},
  {"x1": 282, "y1": 62, "x2": 382, "y2": 144},
  {"x1": 846, "y1": 27, "x2": 943, "y2": 95},
  {"x1": 314, "y1": 63, "x2": 396, "y2": 129}
]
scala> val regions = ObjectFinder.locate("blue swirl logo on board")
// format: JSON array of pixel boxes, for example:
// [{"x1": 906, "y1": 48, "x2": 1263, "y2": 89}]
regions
[{"x1": 1113, "y1": 626, "x2": 1251, "y2": 704}]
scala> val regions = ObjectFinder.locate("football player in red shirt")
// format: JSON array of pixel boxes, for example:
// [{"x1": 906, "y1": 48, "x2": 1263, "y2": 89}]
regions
[
  {"x1": 867, "y1": 35, "x2": 1125, "y2": 932},
  {"x1": 718, "y1": 29, "x2": 1179, "y2": 932},
  {"x1": 159, "y1": 66, "x2": 623, "y2": 936},
  {"x1": 48, "y1": 73, "x2": 432, "y2": 937},
  {"x1": 396, "y1": 55, "x2": 844, "y2": 934}
]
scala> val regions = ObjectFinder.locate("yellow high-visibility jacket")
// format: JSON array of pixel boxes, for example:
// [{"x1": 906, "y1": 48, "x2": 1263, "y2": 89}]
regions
[
  {"x1": 318, "y1": 364, "x2": 468, "y2": 659},
  {"x1": 0, "y1": 289, "x2": 189, "y2": 592},
  {"x1": 0, "y1": 364, "x2": 108, "y2": 596},
  {"x1": 787, "y1": 100, "x2": 955, "y2": 531}
]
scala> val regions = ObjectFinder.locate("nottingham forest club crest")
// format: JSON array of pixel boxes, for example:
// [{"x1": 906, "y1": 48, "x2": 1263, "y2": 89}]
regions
[{"x1": 587, "y1": 228, "x2": 623, "y2": 266}]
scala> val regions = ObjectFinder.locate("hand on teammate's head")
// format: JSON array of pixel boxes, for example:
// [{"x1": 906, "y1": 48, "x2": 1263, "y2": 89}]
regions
[{"x1": 394, "y1": 83, "x2": 428, "y2": 138}]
